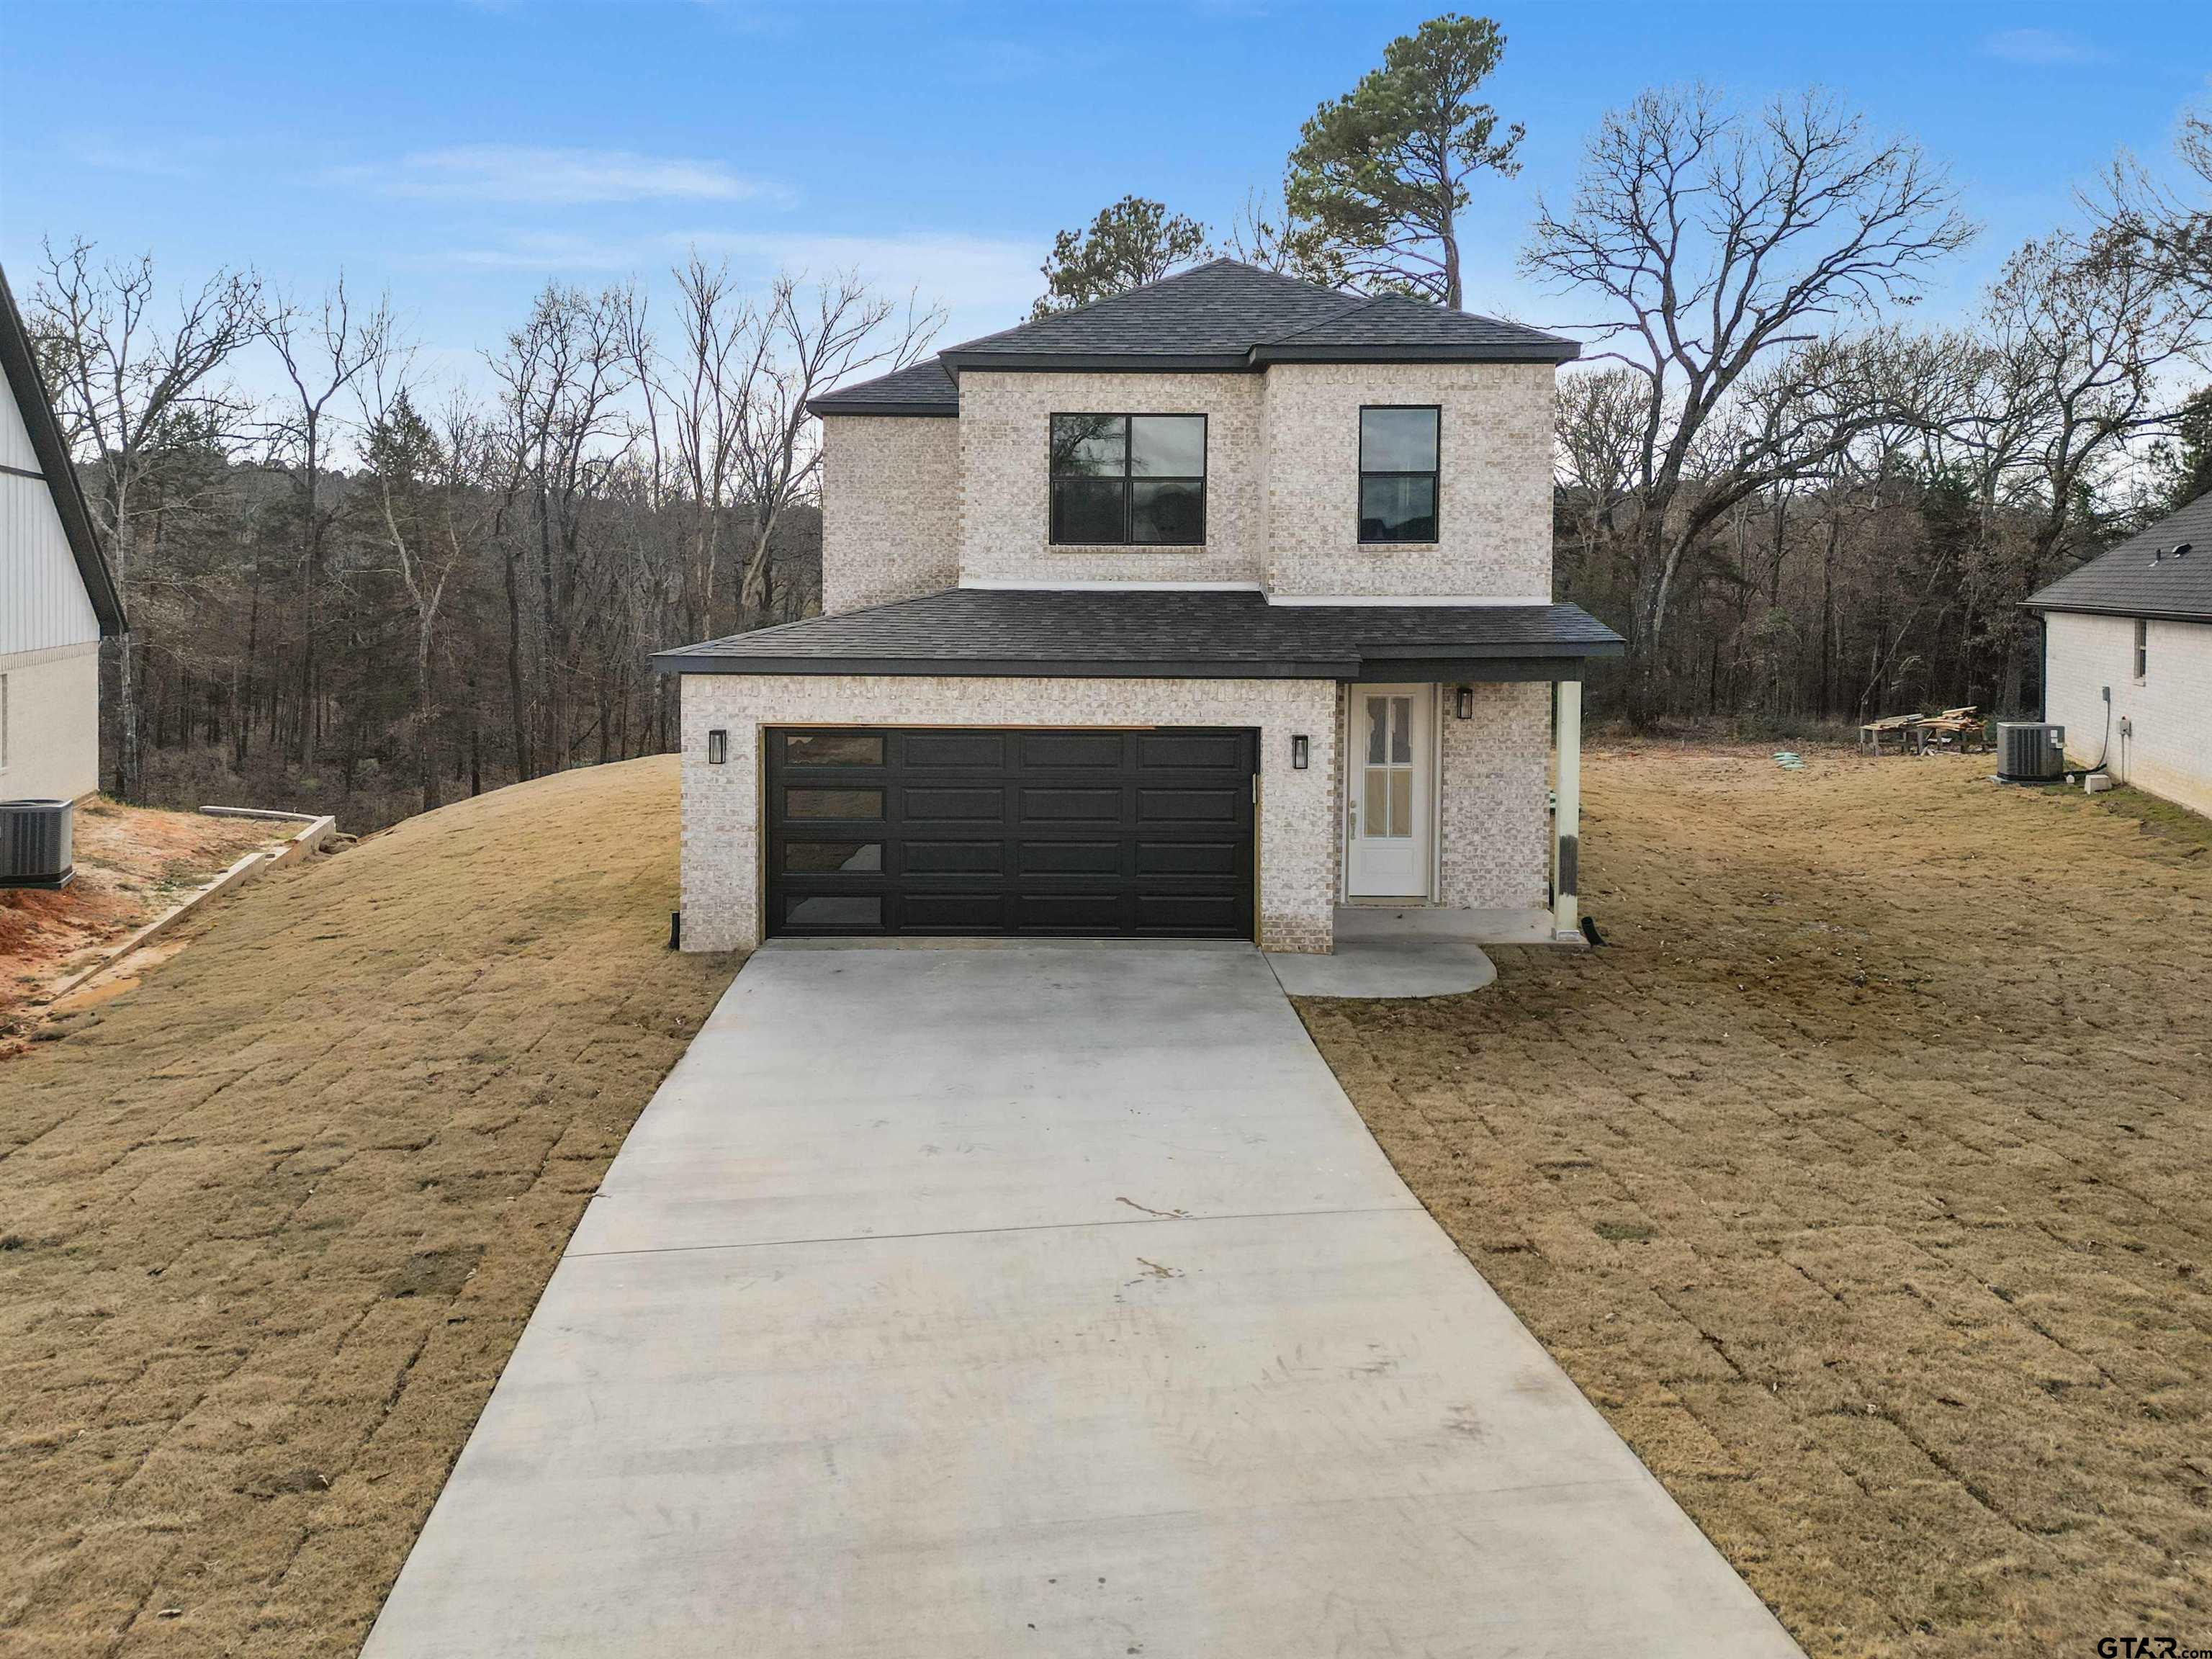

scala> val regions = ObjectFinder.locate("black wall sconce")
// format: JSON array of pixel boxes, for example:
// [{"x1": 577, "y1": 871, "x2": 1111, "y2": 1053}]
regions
[
  {"x1": 1290, "y1": 734, "x2": 1310, "y2": 770},
  {"x1": 706, "y1": 729, "x2": 729, "y2": 765},
  {"x1": 1455, "y1": 686, "x2": 1474, "y2": 720}
]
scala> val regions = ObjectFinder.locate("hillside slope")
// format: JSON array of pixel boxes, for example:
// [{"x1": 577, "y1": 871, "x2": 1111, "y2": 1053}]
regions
[{"x1": 0, "y1": 756, "x2": 739, "y2": 1657}]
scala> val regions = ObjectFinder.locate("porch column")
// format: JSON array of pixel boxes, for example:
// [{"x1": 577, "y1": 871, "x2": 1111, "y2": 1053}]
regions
[{"x1": 1552, "y1": 679, "x2": 1581, "y2": 941}]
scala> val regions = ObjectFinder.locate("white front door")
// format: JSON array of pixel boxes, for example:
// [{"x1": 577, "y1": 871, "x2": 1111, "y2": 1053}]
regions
[{"x1": 1345, "y1": 685, "x2": 1431, "y2": 899}]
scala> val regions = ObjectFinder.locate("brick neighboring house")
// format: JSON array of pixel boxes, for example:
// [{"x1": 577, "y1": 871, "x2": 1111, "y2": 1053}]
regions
[
  {"x1": 1, "y1": 263, "x2": 125, "y2": 804},
  {"x1": 655, "y1": 259, "x2": 1622, "y2": 955},
  {"x1": 2027, "y1": 491, "x2": 2212, "y2": 817}
]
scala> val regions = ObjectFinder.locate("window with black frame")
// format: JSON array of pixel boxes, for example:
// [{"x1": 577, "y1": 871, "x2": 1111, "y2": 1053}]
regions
[
  {"x1": 1359, "y1": 405, "x2": 1440, "y2": 543},
  {"x1": 1050, "y1": 413, "x2": 1206, "y2": 544}
]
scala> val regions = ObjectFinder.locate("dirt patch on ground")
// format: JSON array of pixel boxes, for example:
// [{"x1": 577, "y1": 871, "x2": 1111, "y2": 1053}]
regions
[
  {"x1": 1299, "y1": 745, "x2": 2211, "y2": 1658},
  {"x1": 1, "y1": 801, "x2": 282, "y2": 1050},
  {"x1": 0, "y1": 757, "x2": 739, "y2": 1656}
]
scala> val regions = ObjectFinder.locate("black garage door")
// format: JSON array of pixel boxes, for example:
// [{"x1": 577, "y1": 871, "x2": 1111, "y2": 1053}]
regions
[{"x1": 765, "y1": 727, "x2": 1257, "y2": 939}]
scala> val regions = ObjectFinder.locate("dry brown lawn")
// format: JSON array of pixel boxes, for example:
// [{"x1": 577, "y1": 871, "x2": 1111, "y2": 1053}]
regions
[
  {"x1": 0, "y1": 757, "x2": 737, "y2": 1657},
  {"x1": 1300, "y1": 745, "x2": 2212, "y2": 1658}
]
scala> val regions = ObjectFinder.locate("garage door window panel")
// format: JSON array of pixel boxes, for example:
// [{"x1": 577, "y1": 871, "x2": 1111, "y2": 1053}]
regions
[{"x1": 765, "y1": 727, "x2": 1254, "y2": 939}]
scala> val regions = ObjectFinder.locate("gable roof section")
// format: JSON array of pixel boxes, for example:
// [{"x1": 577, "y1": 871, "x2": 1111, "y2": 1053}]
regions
[
  {"x1": 2025, "y1": 491, "x2": 2212, "y2": 624},
  {"x1": 806, "y1": 259, "x2": 1579, "y2": 415},
  {"x1": 652, "y1": 586, "x2": 1622, "y2": 680},
  {"x1": 0, "y1": 263, "x2": 125, "y2": 636}
]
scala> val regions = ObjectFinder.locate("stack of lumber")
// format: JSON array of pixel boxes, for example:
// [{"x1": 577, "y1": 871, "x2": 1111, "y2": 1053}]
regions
[
  {"x1": 1858, "y1": 706, "x2": 1990, "y2": 755},
  {"x1": 1858, "y1": 713, "x2": 1920, "y2": 755},
  {"x1": 1913, "y1": 706, "x2": 1989, "y2": 752}
]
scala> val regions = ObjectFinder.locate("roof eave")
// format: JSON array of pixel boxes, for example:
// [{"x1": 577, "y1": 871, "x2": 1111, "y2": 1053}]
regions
[
  {"x1": 0, "y1": 265, "x2": 127, "y2": 637},
  {"x1": 1252, "y1": 341, "x2": 1582, "y2": 366},
  {"x1": 2025, "y1": 598, "x2": 2212, "y2": 624},
  {"x1": 806, "y1": 399, "x2": 959, "y2": 418},
  {"x1": 942, "y1": 351, "x2": 1257, "y2": 375},
  {"x1": 652, "y1": 652, "x2": 1359, "y2": 679}
]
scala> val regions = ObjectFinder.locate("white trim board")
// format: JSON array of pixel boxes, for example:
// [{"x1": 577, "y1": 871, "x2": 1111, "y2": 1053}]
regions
[{"x1": 953, "y1": 581, "x2": 1558, "y2": 607}]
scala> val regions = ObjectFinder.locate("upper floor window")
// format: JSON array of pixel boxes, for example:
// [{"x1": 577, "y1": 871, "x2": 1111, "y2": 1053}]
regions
[
  {"x1": 1050, "y1": 413, "x2": 1206, "y2": 546},
  {"x1": 1359, "y1": 405, "x2": 1439, "y2": 543},
  {"x1": 2134, "y1": 617, "x2": 2149, "y2": 683}
]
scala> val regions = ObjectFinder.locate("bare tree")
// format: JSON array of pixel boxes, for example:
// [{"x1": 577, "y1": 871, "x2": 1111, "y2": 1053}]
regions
[
  {"x1": 1967, "y1": 231, "x2": 2209, "y2": 705},
  {"x1": 263, "y1": 279, "x2": 395, "y2": 768},
  {"x1": 30, "y1": 239, "x2": 260, "y2": 797},
  {"x1": 2087, "y1": 107, "x2": 2212, "y2": 313},
  {"x1": 628, "y1": 253, "x2": 747, "y2": 642},
  {"x1": 1522, "y1": 86, "x2": 1974, "y2": 721},
  {"x1": 731, "y1": 273, "x2": 941, "y2": 626},
  {"x1": 356, "y1": 338, "x2": 481, "y2": 813},
  {"x1": 487, "y1": 282, "x2": 634, "y2": 773}
]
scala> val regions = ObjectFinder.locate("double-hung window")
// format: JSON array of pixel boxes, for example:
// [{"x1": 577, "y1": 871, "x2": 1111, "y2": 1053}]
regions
[
  {"x1": 1359, "y1": 405, "x2": 1440, "y2": 543},
  {"x1": 1050, "y1": 413, "x2": 1206, "y2": 545},
  {"x1": 2135, "y1": 618, "x2": 2149, "y2": 683}
]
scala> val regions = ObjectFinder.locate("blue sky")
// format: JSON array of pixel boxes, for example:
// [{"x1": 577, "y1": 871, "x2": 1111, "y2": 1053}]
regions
[{"x1": 4, "y1": 0, "x2": 2208, "y2": 393}]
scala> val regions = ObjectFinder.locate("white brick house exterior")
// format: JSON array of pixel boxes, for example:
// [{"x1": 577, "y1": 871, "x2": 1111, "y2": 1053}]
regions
[
  {"x1": 661, "y1": 261, "x2": 1619, "y2": 954},
  {"x1": 2031, "y1": 498, "x2": 2212, "y2": 819}
]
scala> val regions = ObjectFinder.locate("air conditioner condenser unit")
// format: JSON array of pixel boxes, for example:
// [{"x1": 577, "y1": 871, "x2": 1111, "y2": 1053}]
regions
[{"x1": 1995, "y1": 722, "x2": 2066, "y2": 783}]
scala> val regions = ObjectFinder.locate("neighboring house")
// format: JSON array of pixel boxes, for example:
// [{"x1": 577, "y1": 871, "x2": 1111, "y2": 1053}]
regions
[
  {"x1": 0, "y1": 264, "x2": 124, "y2": 802},
  {"x1": 655, "y1": 258, "x2": 1622, "y2": 954},
  {"x1": 2026, "y1": 492, "x2": 2212, "y2": 817}
]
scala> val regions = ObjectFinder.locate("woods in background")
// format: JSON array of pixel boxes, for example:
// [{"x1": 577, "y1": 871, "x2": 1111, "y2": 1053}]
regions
[
  {"x1": 19, "y1": 20, "x2": 2212, "y2": 832},
  {"x1": 27, "y1": 247, "x2": 936, "y2": 826}
]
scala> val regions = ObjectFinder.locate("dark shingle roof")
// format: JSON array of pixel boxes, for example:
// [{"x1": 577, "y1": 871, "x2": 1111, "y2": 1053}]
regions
[
  {"x1": 942, "y1": 260, "x2": 1370, "y2": 367},
  {"x1": 806, "y1": 259, "x2": 1578, "y2": 415},
  {"x1": 2026, "y1": 493, "x2": 2212, "y2": 622},
  {"x1": 0, "y1": 263, "x2": 125, "y2": 636},
  {"x1": 653, "y1": 587, "x2": 1622, "y2": 679},
  {"x1": 807, "y1": 356, "x2": 958, "y2": 417}
]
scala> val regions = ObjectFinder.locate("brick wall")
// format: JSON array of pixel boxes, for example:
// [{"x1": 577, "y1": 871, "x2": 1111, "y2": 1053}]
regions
[
  {"x1": 956, "y1": 371, "x2": 1267, "y2": 586},
  {"x1": 1262, "y1": 362, "x2": 1555, "y2": 599},
  {"x1": 819, "y1": 414, "x2": 960, "y2": 614},
  {"x1": 1437, "y1": 681, "x2": 1552, "y2": 909},
  {"x1": 2045, "y1": 611, "x2": 2212, "y2": 817},
  {"x1": 678, "y1": 673, "x2": 1341, "y2": 953}
]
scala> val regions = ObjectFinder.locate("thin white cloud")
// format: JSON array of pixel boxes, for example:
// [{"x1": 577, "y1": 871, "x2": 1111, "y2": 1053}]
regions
[
  {"x1": 336, "y1": 145, "x2": 779, "y2": 206},
  {"x1": 71, "y1": 136, "x2": 225, "y2": 181},
  {"x1": 428, "y1": 228, "x2": 1040, "y2": 338},
  {"x1": 1978, "y1": 27, "x2": 2107, "y2": 67},
  {"x1": 692, "y1": 230, "x2": 1039, "y2": 313}
]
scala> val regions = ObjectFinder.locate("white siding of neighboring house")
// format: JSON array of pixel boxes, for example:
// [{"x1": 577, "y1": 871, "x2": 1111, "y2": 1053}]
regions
[
  {"x1": 1, "y1": 374, "x2": 104, "y2": 799},
  {"x1": 2044, "y1": 610, "x2": 2212, "y2": 817}
]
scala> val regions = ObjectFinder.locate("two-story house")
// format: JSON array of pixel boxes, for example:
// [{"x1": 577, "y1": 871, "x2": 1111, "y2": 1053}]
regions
[{"x1": 655, "y1": 259, "x2": 1621, "y2": 955}]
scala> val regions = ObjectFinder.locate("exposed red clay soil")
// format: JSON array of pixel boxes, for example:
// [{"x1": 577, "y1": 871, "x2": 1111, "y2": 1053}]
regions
[{"x1": 1, "y1": 801, "x2": 283, "y2": 1053}]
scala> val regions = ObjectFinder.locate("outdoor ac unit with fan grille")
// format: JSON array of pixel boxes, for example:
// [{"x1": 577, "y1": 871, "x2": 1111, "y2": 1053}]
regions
[
  {"x1": 1995, "y1": 722, "x2": 2066, "y2": 783},
  {"x1": 0, "y1": 799, "x2": 74, "y2": 890}
]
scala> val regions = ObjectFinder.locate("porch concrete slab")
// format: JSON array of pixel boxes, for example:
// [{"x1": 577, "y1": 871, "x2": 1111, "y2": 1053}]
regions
[
  {"x1": 367, "y1": 943, "x2": 1802, "y2": 1659},
  {"x1": 1266, "y1": 933, "x2": 1498, "y2": 997}
]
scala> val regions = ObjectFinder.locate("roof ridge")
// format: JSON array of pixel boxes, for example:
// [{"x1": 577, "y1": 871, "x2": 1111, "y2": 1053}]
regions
[
  {"x1": 1260, "y1": 292, "x2": 1390, "y2": 346},
  {"x1": 943, "y1": 258, "x2": 1240, "y2": 353}
]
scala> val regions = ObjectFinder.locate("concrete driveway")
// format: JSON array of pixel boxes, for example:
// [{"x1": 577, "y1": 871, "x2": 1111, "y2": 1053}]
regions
[{"x1": 365, "y1": 942, "x2": 1800, "y2": 1658}]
